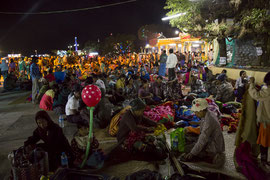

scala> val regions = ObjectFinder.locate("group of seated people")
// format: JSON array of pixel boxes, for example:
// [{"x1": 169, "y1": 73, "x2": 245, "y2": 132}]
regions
[{"x1": 22, "y1": 62, "x2": 244, "y2": 172}]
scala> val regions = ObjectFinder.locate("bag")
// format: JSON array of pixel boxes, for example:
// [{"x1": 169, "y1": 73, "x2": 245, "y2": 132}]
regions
[
  {"x1": 9, "y1": 147, "x2": 49, "y2": 180},
  {"x1": 109, "y1": 106, "x2": 131, "y2": 136},
  {"x1": 170, "y1": 128, "x2": 185, "y2": 152},
  {"x1": 86, "y1": 150, "x2": 105, "y2": 169}
]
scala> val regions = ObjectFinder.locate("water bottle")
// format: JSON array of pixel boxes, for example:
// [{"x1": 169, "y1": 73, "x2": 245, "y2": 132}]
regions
[
  {"x1": 61, "y1": 152, "x2": 68, "y2": 168},
  {"x1": 172, "y1": 136, "x2": 178, "y2": 151},
  {"x1": 58, "y1": 115, "x2": 64, "y2": 128}
]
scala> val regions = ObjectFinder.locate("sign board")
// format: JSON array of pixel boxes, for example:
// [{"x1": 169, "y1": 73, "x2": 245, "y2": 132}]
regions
[
  {"x1": 256, "y1": 47, "x2": 263, "y2": 56},
  {"x1": 220, "y1": 57, "x2": 227, "y2": 65}
]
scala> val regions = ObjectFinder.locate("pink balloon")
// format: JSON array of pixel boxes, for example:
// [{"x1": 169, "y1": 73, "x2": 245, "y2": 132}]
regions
[{"x1": 81, "y1": 85, "x2": 101, "y2": 107}]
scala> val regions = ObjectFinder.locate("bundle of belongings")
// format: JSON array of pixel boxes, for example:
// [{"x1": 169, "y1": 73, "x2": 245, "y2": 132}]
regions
[{"x1": 8, "y1": 147, "x2": 49, "y2": 180}]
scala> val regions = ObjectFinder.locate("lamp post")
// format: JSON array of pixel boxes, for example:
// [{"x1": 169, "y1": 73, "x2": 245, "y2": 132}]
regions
[{"x1": 68, "y1": 45, "x2": 73, "y2": 51}]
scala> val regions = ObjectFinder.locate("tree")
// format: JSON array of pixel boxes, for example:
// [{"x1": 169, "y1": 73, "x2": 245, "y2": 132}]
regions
[
  {"x1": 230, "y1": 0, "x2": 270, "y2": 65},
  {"x1": 165, "y1": 0, "x2": 270, "y2": 65},
  {"x1": 100, "y1": 34, "x2": 137, "y2": 56},
  {"x1": 83, "y1": 40, "x2": 100, "y2": 54}
]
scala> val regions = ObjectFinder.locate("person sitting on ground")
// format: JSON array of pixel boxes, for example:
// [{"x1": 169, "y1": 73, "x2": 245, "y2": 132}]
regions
[
  {"x1": 116, "y1": 74, "x2": 126, "y2": 91},
  {"x1": 184, "y1": 68, "x2": 192, "y2": 85},
  {"x1": 18, "y1": 72, "x2": 31, "y2": 90},
  {"x1": 24, "y1": 111, "x2": 74, "y2": 171},
  {"x1": 40, "y1": 84, "x2": 59, "y2": 111},
  {"x1": 141, "y1": 70, "x2": 150, "y2": 81},
  {"x1": 35, "y1": 80, "x2": 50, "y2": 104},
  {"x1": 71, "y1": 121, "x2": 104, "y2": 168},
  {"x1": 124, "y1": 77, "x2": 137, "y2": 100},
  {"x1": 215, "y1": 74, "x2": 235, "y2": 103},
  {"x1": 181, "y1": 98, "x2": 225, "y2": 166},
  {"x1": 116, "y1": 98, "x2": 167, "y2": 161},
  {"x1": 133, "y1": 75, "x2": 141, "y2": 95},
  {"x1": 235, "y1": 70, "x2": 249, "y2": 102},
  {"x1": 138, "y1": 79, "x2": 155, "y2": 105},
  {"x1": 151, "y1": 75, "x2": 164, "y2": 102},
  {"x1": 92, "y1": 88, "x2": 113, "y2": 128},
  {"x1": 3, "y1": 71, "x2": 17, "y2": 91},
  {"x1": 45, "y1": 69, "x2": 56, "y2": 82},
  {"x1": 93, "y1": 74, "x2": 106, "y2": 93},
  {"x1": 65, "y1": 85, "x2": 85, "y2": 124},
  {"x1": 53, "y1": 83, "x2": 71, "y2": 116},
  {"x1": 190, "y1": 75, "x2": 208, "y2": 98},
  {"x1": 216, "y1": 69, "x2": 227, "y2": 80}
]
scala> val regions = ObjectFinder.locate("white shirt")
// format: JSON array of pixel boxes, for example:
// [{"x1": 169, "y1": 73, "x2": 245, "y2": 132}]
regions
[
  {"x1": 166, "y1": 53, "x2": 178, "y2": 69},
  {"x1": 65, "y1": 95, "x2": 80, "y2": 116}
]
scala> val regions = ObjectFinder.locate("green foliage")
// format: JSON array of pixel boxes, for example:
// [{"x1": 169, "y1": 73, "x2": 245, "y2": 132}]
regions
[
  {"x1": 137, "y1": 24, "x2": 175, "y2": 41},
  {"x1": 241, "y1": 9, "x2": 270, "y2": 34},
  {"x1": 100, "y1": 34, "x2": 136, "y2": 55}
]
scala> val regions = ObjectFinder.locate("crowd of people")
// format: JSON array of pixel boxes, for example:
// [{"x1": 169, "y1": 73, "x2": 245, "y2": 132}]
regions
[{"x1": 1, "y1": 49, "x2": 270, "y2": 178}]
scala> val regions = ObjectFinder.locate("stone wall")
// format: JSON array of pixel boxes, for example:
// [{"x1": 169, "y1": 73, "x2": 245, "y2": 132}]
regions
[{"x1": 234, "y1": 39, "x2": 260, "y2": 66}]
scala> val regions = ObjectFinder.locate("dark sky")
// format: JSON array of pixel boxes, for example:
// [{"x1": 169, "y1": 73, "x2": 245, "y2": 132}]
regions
[{"x1": 0, "y1": 0, "x2": 169, "y2": 55}]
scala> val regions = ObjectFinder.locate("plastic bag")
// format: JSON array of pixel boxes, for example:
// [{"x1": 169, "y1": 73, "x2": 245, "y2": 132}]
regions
[{"x1": 170, "y1": 128, "x2": 185, "y2": 152}]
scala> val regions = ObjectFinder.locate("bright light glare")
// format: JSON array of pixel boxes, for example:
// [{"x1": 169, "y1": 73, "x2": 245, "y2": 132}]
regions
[
  {"x1": 89, "y1": 52, "x2": 98, "y2": 56},
  {"x1": 175, "y1": 30, "x2": 179, "y2": 35},
  {"x1": 162, "y1": 13, "x2": 186, "y2": 21},
  {"x1": 192, "y1": 44, "x2": 200, "y2": 47}
]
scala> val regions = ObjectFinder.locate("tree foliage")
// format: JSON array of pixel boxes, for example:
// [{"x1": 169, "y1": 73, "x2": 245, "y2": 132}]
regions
[
  {"x1": 138, "y1": 24, "x2": 175, "y2": 41},
  {"x1": 100, "y1": 34, "x2": 136, "y2": 55},
  {"x1": 165, "y1": 0, "x2": 270, "y2": 65}
]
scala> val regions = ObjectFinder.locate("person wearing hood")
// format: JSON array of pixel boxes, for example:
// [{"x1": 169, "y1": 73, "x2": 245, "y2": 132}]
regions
[{"x1": 24, "y1": 111, "x2": 74, "y2": 171}]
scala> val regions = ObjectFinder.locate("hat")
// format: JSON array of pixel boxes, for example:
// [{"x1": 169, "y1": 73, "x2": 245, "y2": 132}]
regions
[
  {"x1": 191, "y1": 98, "x2": 208, "y2": 112},
  {"x1": 130, "y1": 98, "x2": 146, "y2": 111}
]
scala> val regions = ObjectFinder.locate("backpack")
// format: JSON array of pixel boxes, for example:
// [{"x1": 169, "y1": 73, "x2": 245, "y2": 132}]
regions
[{"x1": 109, "y1": 106, "x2": 131, "y2": 136}]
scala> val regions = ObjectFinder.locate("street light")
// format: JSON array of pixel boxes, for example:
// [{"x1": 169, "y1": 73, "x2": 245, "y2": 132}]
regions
[
  {"x1": 175, "y1": 30, "x2": 179, "y2": 35},
  {"x1": 68, "y1": 45, "x2": 73, "y2": 50},
  {"x1": 162, "y1": 12, "x2": 186, "y2": 21}
]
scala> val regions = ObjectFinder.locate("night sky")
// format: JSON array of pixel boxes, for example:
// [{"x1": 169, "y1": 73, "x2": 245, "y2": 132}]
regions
[{"x1": 0, "y1": 0, "x2": 168, "y2": 55}]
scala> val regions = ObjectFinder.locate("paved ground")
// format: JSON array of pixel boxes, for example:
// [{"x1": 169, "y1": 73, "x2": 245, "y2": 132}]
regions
[{"x1": 0, "y1": 90, "x2": 159, "y2": 179}]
